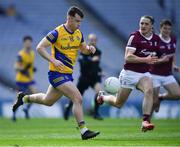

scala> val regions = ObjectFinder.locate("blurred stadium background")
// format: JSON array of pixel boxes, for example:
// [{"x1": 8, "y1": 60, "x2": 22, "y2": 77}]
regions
[{"x1": 0, "y1": 0, "x2": 180, "y2": 119}]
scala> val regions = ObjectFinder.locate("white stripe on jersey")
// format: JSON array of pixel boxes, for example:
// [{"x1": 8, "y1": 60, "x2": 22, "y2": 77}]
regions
[
  {"x1": 127, "y1": 35, "x2": 135, "y2": 46},
  {"x1": 126, "y1": 47, "x2": 136, "y2": 51}
]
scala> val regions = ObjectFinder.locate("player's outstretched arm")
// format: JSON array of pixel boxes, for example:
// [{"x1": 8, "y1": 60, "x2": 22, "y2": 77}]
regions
[
  {"x1": 79, "y1": 42, "x2": 96, "y2": 55},
  {"x1": 36, "y1": 37, "x2": 64, "y2": 70},
  {"x1": 125, "y1": 48, "x2": 157, "y2": 64}
]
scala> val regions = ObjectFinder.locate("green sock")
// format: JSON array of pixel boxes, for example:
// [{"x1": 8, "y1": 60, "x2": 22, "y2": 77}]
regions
[{"x1": 23, "y1": 95, "x2": 30, "y2": 103}]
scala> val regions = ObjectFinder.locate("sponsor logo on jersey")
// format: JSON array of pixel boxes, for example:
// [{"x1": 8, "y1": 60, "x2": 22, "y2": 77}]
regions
[{"x1": 69, "y1": 36, "x2": 74, "y2": 42}]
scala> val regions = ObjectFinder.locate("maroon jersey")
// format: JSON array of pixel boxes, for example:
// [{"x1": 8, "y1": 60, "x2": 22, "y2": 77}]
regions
[
  {"x1": 124, "y1": 31, "x2": 160, "y2": 73},
  {"x1": 150, "y1": 36, "x2": 176, "y2": 76}
]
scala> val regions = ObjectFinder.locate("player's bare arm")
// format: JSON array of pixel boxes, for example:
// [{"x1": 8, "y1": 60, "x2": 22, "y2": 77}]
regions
[
  {"x1": 173, "y1": 56, "x2": 180, "y2": 72},
  {"x1": 14, "y1": 59, "x2": 31, "y2": 77},
  {"x1": 36, "y1": 37, "x2": 64, "y2": 70},
  {"x1": 79, "y1": 42, "x2": 96, "y2": 55},
  {"x1": 155, "y1": 55, "x2": 170, "y2": 64},
  {"x1": 14, "y1": 61, "x2": 24, "y2": 71},
  {"x1": 125, "y1": 48, "x2": 158, "y2": 64}
]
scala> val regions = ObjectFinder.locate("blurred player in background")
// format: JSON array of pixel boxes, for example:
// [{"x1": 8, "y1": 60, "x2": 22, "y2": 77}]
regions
[
  {"x1": 150, "y1": 19, "x2": 180, "y2": 113},
  {"x1": 97, "y1": 16, "x2": 159, "y2": 132},
  {"x1": 13, "y1": 36, "x2": 38, "y2": 121},
  {"x1": 64, "y1": 33, "x2": 103, "y2": 120},
  {"x1": 12, "y1": 6, "x2": 99, "y2": 140}
]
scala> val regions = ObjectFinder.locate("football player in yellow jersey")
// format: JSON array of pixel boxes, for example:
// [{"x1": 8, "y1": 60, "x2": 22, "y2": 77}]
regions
[
  {"x1": 13, "y1": 6, "x2": 100, "y2": 140},
  {"x1": 12, "y1": 36, "x2": 38, "y2": 121}
]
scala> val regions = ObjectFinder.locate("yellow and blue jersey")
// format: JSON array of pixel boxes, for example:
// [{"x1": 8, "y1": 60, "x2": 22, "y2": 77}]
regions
[
  {"x1": 15, "y1": 49, "x2": 35, "y2": 83},
  {"x1": 46, "y1": 24, "x2": 84, "y2": 74}
]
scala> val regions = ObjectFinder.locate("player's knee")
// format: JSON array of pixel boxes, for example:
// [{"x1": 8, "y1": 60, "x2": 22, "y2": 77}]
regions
[
  {"x1": 144, "y1": 86, "x2": 153, "y2": 97},
  {"x1": 43, "y1": 99, "x2": 54, "y2": 106},
  {"x1": 46, "y1": 102, "x2": 54, "y2": 106},
  {"x1": 72, "y1": 94, "x2": 83, "y2": 104},
  {"x1": 73, "y1": 98, "x2": 82, "y2": 105},
  {"x1": 116, "y1": 104, "x2": 122, "y2": 108},
  {"x1": 115, "y1": 102, "x2": 123, "y2": 108},
  {"x1": 44, "y1": 102, "x2": 53, "y2": 106}
]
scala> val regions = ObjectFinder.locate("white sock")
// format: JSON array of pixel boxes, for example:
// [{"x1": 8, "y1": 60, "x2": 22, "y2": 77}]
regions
[{"x1": 80, "y1": 127, "x2": 88, "y2": 134}]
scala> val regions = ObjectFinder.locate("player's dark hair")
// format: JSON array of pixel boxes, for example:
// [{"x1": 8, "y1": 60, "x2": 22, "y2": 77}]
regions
[
  {"x1": 160, "y1": 19, "x2": 172, "y2": 28},
  {"x1": 141, "y1": 15, "x2": 154, "y2": 25},
  {"x1": 67, "y1": 6, "x2": 84, "y2": 18},
  {"x1": 23, "y1": 36, "x2": 33, "y2": 42}
]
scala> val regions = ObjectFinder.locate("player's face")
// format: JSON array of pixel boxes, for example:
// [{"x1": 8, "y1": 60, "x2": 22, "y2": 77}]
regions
[
  {"x1": 24, "y1": 39, "x2": 32, "y2": 50},
  {"x1": 160, "y1": 25, "x2": 172, "y2": 38},
  {"x1": 139, "y1": 17, "x2": 152, "y2": 35},
  {"x1": 88, "y1": 34, "x2": 97, "y2": 46},
  {"x1": 70, "y1": 14, "x2": 82, "y2": 31}
]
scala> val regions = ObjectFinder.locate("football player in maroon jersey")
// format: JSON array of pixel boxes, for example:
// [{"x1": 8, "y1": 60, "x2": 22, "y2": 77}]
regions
[
  {"x1": 150, "y1": 19, "x2": 180, "y2": 113},
  {"x1": 97, "y1": 16, "x2": 159, "y2": 132}
]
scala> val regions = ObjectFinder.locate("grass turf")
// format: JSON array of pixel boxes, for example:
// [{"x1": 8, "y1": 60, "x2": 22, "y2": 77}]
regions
[{"x1": 0, "y1": 117, "x2": 180, "y2": 146}]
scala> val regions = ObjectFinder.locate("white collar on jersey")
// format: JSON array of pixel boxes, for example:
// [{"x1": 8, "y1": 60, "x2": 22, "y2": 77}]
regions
[
  {"x1": 139, "y1": 30, "x2": 153, "y2": 41},
  {"x1": 159, "y1": 34, "x2": 171, "y2": 43}
]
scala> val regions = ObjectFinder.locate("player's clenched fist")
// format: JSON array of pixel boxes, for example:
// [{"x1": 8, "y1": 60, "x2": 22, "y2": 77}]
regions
[
  {"x1": 87, "y1": 45, "x2": 96, "y2": 54},
  {"x1": 145, "y1": 54, "x2": 158, "y2": 64}
]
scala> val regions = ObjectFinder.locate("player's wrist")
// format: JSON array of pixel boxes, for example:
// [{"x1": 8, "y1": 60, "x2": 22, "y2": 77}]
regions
[
  {"x1": 139, "y1": 57, "x2": 148, "y2": 63},
  {"x1": 50, "y1": 57, "x2": 56, "y2": 64}
]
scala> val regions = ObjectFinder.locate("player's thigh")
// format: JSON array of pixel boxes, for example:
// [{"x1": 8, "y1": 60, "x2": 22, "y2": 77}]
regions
[
  {"x1": 137, "y1": 76, "x2": 153, "y2": 93},
  {"x1": 116, "y1": 87, "x2": 132, "y2": 104},
  {"x1": 94, "y1": 82, "x2": 102, "y2": 93},
  {"x1": 164, "y1": 82, "x2": 180, "y2": 96},
  {"x1": 44, "y1": 85, "x2": 63, "y2": 104},
  {"x1": 57, "y1": 81, "x2": 82, "y2": 102}
]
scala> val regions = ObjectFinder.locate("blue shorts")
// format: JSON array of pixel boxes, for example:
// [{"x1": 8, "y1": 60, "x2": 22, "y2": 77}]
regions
[
  {"x1": 16, "y1": 81, "x2": 35, "y2": 93},
  {"x1": 48, "y1": 71, "x2": 73, "y2": 88}
]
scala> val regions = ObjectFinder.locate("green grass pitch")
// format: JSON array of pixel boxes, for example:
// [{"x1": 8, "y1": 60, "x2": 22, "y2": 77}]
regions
[{"x1": 0, "y1": 117, "x2": 180, "y2": 146}]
